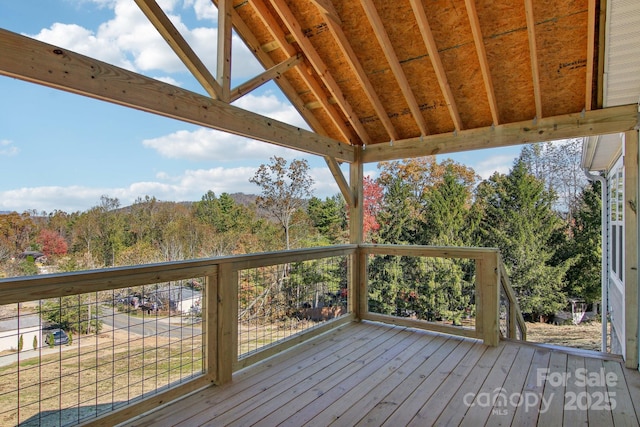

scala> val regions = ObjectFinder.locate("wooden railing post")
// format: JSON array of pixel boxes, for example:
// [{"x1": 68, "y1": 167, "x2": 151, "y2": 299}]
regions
[
  {"x1": 477, "y1": 252, "x2": 500, "y2": 346},
  {"x1": 216, "y1": 263, "x2": 237, "y2": 384},
  {"x1": 205, "y1": 271, "x2": 218, "y2": 384},
  {"x1": 358, "y1": 247, "x2": 368, "y2": 319}
]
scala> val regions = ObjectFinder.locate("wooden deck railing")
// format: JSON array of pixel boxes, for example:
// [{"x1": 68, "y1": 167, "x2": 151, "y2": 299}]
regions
[
  {"x1": 357, "y1": 245, "x2": 526, "y2": 346},
  {"x1": 497, "y1": 253, "x2": 527, "y2": 341},
  {"x1": 0, "y1": 244, "x2": 524, "y2": 426}
]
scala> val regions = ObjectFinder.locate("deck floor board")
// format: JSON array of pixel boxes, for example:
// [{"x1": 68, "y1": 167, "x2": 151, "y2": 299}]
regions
[{"x1": 124, "y1": 321, "x2": 640, "y2": 427}]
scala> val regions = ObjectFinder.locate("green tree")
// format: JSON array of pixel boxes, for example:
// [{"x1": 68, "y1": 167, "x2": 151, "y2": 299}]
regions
[
  {"x1": 556, "y1": 181, "x2": 602, "y2": 303},
  {"x1": 250, "y1": 156, "x2": 314, "y2": 250},
  {"x1": 375, "y1": 176, "x2": 419, "y2": 244},
  {"x1": 476, "y1": 160, "x2": 567, "y2": 318},
  {"x1": 40, "y1": 295, "x2": 102, "y2": 335},
  {"x1": 307, "y1": 195, "x2": 347, "y2": 244},
  {"x1": 422, "y1": 165, "x2": 478, "y2": 246}
]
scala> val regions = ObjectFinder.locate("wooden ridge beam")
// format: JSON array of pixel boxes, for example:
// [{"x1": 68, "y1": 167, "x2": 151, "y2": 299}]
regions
[
  {"x1": 230, "y1": 53, "x2": 303, "y2": 102},
  {"x1": 360, "y1": 0, "x2": 430, "y2": 136},
  {"x1": 361, "y1": 104, "x2": 638, "y2": 163},
  {"x1": 248, "y1": 0, "x2": 358, "y2": 145},
  {"x1": 267, "y1": 0, "x2": 373, "y2": 145},
  {"x1": 464, "y1": 0, "x2": 500, "y2": 125},
  {"x1": 524, "y1": 0, "x2": 543, "y2": 120},
  {"x1": 134, "y1": 0, "x2": 223, "y2": 100},
  {"x1": 409, "y1": 0, "x2": 463, "y2": 131},
  {"x1": 0, "y1": 29, "x2": 353, "y2": 162}
]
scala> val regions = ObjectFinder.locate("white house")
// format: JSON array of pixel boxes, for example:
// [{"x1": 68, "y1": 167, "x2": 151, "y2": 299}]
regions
[
  {"x1": 0, "y1": 314, "x2": 43, "y2": 354},
  {"x1": 583, "y1": 130, "x2": 640, "y2": 367}
]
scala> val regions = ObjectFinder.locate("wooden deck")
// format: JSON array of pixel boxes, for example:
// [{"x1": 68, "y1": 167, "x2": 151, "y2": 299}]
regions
[{"x1": 124, "y1": 321, "x2": 640, "y2": 426}]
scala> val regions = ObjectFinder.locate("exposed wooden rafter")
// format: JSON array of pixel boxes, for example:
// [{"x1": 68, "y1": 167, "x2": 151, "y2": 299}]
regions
[
  {"x1": 312, "y1": 1, "x2": 399, "y2": 141},
  {"x1": 248, "y1": 0, "x2": 358, "y2": 145},
  {"x1": 0, "y1": 29, "x2": 353, "y2": 162},
  {"x1": 464, "y1": 0, "x2": 500, "y2": 125},
  {"x1": 309, "y1": 0, "x2": 341, "y2": 25},
  {"x1": 230, "y1": 54, "x2": 303, "y2": 103},
  {"x1": 409, "y1": 0, "x2": 463, "y2": 131},
  {"x1": 360, "y1": 0, "x2": 430, "y2": 136},
  {"x1": 524, "y1": 0, "x2": 543, "y2": 120},
  {"x1": 134, "y1": 0, "x2": 223, "y2": 100},
  {"x1": 217, "y1": 0, "x2": 233, "y2": 102},
  {"x1": 361, "y1": 104, "x2": 638, "y2": 163},
  {"x1": 266, "y1": 0, "x2": 373, "y2": 145}
]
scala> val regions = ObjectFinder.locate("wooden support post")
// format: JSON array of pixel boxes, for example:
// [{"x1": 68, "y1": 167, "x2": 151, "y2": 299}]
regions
[
  {"x1": 217, "y1": 0, "x2": 232, "y2": 102},
  {"x1": 624, "y1": 130, "x2": 639, "y2": 369},
  {"x1": 350, "y1": 150, "x2": 365, "y2": 319},
  {"x1": 477, "y1": 253, "x2": 500, "y2": 346},
  {"x1": 216, "y1": 263, "x2": 238, "y2": 384}
]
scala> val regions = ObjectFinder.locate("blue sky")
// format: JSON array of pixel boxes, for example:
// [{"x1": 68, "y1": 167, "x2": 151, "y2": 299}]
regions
[{"x1": 0, "y1": 0, "x2": 521, "y2": 214}]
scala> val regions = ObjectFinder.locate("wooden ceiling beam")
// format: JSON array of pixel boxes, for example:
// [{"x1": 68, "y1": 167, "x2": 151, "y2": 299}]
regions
[
  {"x1": 409, "y1": 0, "x2": 463, "y2": 131},
  {"x1": 359, "y1": 0, "x2": 430, "y2": 136},
  {"x1": 248, "y1": 0, "x2": 358, "y2": 144},
  {"x1": 217, "y1": 0, "x2": 233, "y2": 102},
  {"x1": 230, "y1": 53, "x2": 303, "y2": 102},
  {"x1": 313, "y1": 2, "x2": 399, "y2": 141},
  {"x1": 464, "y1": 0, "x2": 500, "y2": 125},
  {"x1": 134, "y1": 0, "x2": 223, "y2": 100},
  {"x1": 266, "y1": 0, "x2": 373, "y2": 145},
  {"x1": 361, "y1": 104, "x2": 638, "y2": 163},
  {"x1": 0, "y1": 28, "x2": 354, "y2": 162},
  {"x1": 524, "y1": 0, "x2": 543, "y2": 120}
]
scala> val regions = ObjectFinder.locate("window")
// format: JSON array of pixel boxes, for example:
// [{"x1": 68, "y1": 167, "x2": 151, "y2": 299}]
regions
[{"x1": 609, "y1": 157, "x2": 624, "y2": 283}]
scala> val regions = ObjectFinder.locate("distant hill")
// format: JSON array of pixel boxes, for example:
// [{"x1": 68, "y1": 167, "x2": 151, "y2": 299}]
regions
[{"x1": 0, "y1": 193, "x2": 264, "y2": 217}]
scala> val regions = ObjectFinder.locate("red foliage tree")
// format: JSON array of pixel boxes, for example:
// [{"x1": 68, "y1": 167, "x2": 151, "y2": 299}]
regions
[
  {"x1": 37, "y1": 229, "x2": 68, "y2": 257},
  {"x1": 363, "y1": 176, "x2": 383, "y2": 239}
]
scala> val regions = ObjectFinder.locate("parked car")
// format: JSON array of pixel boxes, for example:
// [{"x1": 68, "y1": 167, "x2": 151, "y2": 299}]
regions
[{"x1": 45, "y1": 329, "x2": 69, "y2": 346}]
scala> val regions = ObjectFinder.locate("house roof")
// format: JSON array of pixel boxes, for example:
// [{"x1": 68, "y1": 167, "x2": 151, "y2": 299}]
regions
[{"x1": 1, "y1": 0, "x2": 639, "y2": 165}]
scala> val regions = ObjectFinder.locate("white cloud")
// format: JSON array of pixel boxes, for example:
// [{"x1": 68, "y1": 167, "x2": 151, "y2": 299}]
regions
[
  {"x1": 233, "y1": 93, "x2": 308, "y2": 129},
  {"x1": 142, "y1": 128, "x2": 300, "y2": 161},
  {"x1": 0, "y1": 161, "x2": 344, "y2": 213},
  {"x1": 183, "y1": 0, "x2": 217, "y2": 21},
  {"x1": 30, "y1": 22, "x2": 136, "y2": 70},
  {"x1": 142, "y1": 92, "x2": 308, "y2": 161},
  {"x1": 29, "y1": 0, "x2": 263, "y2": 80},
  {"x1": 473, "y1": 154, "x2": 516, "y2": 179},
  {"x1": 310, "y1": 167, "x2": 341, "y2": 199},
  {"x1": 0, "y1": 140, "x2": 19, "y2": 156}
]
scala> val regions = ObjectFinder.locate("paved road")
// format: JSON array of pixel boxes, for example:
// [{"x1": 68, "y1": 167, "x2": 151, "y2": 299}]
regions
[
  {"x1": 100, "y1": 310, "x2": 202, "y2": 338},
  {"x1": 0, "y1": 311, "x2": 203, "y2": 367}
]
